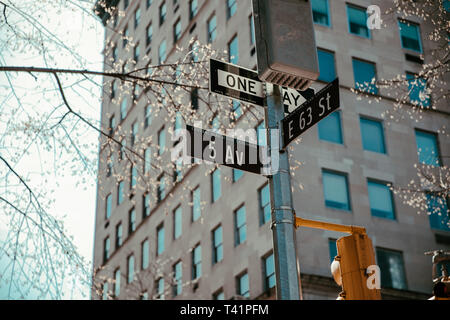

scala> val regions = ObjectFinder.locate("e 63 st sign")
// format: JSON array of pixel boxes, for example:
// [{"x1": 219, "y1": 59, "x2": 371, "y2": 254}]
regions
[{"x1": 281, "y1": 78, "x2": 340, "y2": 149}]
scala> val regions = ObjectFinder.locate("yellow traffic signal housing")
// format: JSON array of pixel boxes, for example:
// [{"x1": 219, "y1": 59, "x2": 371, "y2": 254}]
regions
[{"x1": 333, "y1": 233, "x2": 381, "y2": 300}]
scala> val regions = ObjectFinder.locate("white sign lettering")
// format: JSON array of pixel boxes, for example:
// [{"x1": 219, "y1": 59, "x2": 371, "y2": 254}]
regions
[{"x1": 217, "y1": 69, "x2": 264, "y2": 98}]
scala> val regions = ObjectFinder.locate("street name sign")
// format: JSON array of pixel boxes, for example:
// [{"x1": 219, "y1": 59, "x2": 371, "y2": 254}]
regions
[
  {"x1": 281, "y1": 78, "x2": 340, "y2": 149},
  {"x1": 282, "y1": 87, "x2": 315, "y2": 114},
  {"x1": 209, "y1": 58, "x2": 265, "y2": 107},
  {"x1": 185, "y1": 125, "x2": 267, "y2": 174}
]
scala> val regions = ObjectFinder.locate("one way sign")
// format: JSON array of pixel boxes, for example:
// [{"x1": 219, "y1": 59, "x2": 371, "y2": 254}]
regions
[{"x1": 281, "y1": 78, "x2": 340, "y2": 149}]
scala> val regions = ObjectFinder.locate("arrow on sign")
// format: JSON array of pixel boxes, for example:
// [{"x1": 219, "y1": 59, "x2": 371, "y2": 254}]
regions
[{"x1": 281, "y1": 78, "x2": 340, "y2": 149}]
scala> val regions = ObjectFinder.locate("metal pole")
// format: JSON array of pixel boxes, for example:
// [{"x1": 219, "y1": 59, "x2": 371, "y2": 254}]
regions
[{"x1": 265, "y1": 84, "x2": 301, "y2": 300}]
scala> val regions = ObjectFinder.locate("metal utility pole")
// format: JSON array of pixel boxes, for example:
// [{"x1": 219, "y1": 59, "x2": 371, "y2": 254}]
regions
[{"x1": 265, "y1": 83, "x2": 301, "y2": 300}]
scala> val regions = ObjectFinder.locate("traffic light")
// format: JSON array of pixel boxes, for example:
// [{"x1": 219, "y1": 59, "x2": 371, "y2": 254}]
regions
[
  {"x1": 331, "y1": 233, "x2": 381, "y2": 300},
  {"x1": 252, "y1": 0, "x2": 319, "y2": 90}
]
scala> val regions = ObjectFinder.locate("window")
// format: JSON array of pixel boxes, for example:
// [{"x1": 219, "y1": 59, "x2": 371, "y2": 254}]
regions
[
  {"x1": 212, "y1": 169, "x2": 221, "y2": 202},
  {"x1": 347, "y1": 4, "x2": 370, "y2": 38},
  {"x1": 147, "y1": 0, "x2": 152, "y2": 9},
  {"x1": 406, "y1": 73, "x2": 430, "y2": 107},
  {"x1": 157, "y1": 174, "x2": 166, "y2": 203},
  {"x1": 192, "y1": 244, "x2": 202, "y2": 279},
  {"x1": 228, "y1": 35, "x2": 238, "y2": 64},
  {"x1": 212, "y1": 225, "x2": 223, "y2": 264},
  {"x1": 263, "y1": 253, "x2": 276, "y2": 290},
  {"x1": 109, "y1": 114, "x2": 116, "y2": 135},
  {"x1": 322, "y1": 170, "x2": 351, "y2": 211},
  {"x1": 213, "y1": 289, "x2": 224, "y2": 300},
  {"x1": 173, "y1": 19, "x2": 181, "y2": 44},
  {"x1": 173, "y1": 261, "x2": 182, "y2": 296},
  {"x1": 174, "y1": 112, "x2": 183, "y2": 133},
  {"x1": 114, "y1": 268, "x2": 121, "y2": 297},
  {"x1": 415, "y1": 130, "x2": 441, "y2": 166},
  {"x1": 317, "y1": 49, "x2": 336, "y2": 83},
  {"x1": 158, "y1": 126, "x2": 166, "y2": 155},
  {"x1": 117, "y1": 181, "x2": 124, "y2": 205},
  {"x1": 237, "y1": 272, "x2": 249, "y2": 298},
  {"x1": 192, "y1": 187, "x2": 201, "y2": 222},
  {"x1": 110, "y1": 80, "x2": 117, "y2": 99},
  {"x1": 318, "y1": 111, "x2": 343, "y2": 144},
  {"x1": 103, "y1": 237, "x2": 110, "y2": 264},
  {"x1": 143, "y1": 193, "x2": 150, "y2": 218},
  {"x1": 173, "y1": 206, "x2": 182, "y2": 240},
  {"x1": 207, "y1": 15, "x2": 217, "y2": 43},
  {"x1": 159, "y1": 2, "x2": 166, "y2": 26},
  {"x1": 157, "y1": 278, "x2": 165, "y2": 300},
  {"x1": 232, "y1": 101, "x2": 242, "y2": 120},
  {"x1": 360, "y1": 117, "x2": 386, "y2": 154},
  {"x1": 398, "y1": 21, "x2": 422, "y2": 53},
  {"x1": 144, "y1": 105, "x2": 152, "y2": 128},
  {"x1": 159, "y1": 40, "x2": 167, "y2": 64},
  {"x1": 233, "y1": 169, "x2": 243, "y2": 182},
  {"x1": 115, "y1": 223, "x2": 122, "y2": 249},
  {"x1": 427, "y1": 194, "x2": 450, "y2": 232},
  {"x1": 141, "y1": 239, "x2": 149, "y2": 270},
  {"x1": 249, "y1": 14, "x2": 255, "y2": 45},
  {"x1": 328, "y1": 239, "x2": 337, "y2": 264},
  {"x1": 130, "y1": 165, "x2": 137, "y2": 189},
  {"x1": 234, "y1": 205, "x2": 247, "y2": 246},
  {"x1": 119, "y1": 138, "x2": 126, "y2": 161},
  {"x1": 120, "y1": 97, "x2": 127, "y2": 120},
  {"x1": 127, "y1": 255, "x2": 135, "y2": 283},
  {"x1": 352, "y1": 58, "x2": 377, "y2": 94},
  {"x1": 256, "y1": 121, "x2": 266, "y2": 146},
  {"x1": 146, "y1": 23, "x2": 153, "y2": 46},
  {"x1": 134, "y1": 8, "x2": 141, "y2": 29},
  {"x1": 227, "y1": 0, "x2": 237, "y2": 19},
  {"x1": 123, "y1": 26, "x2": 129, "y2": 48},
  {"x1": 189, "y1": 0, "x2": 198, "y2": 20},
  {"x1": 124, "y1": 0, "x2": 129, "y2": 10},
  {"x1": 368, "y1": 180, "x2": 396, "y2": 220},
  {"x1": 376, "y1": 248, "x2": 407, "y2": 290},
  {"x1": 157, "y1": 224, "x2": 165, "y2": 256},
  {"x1": 259, "y1": 184, "x2": 271, "y2": 225},
  {"x1": 134, "y1": 43, "x2": 140, "y2": 62},
  {"x1": 128, "y1": 208, "x2": 136, "y2": 234},
  {"x1": 102, "y1": 282, "x2": 109, "y2": 300},
  {"x1": 106, "y1": 155, "x2": 113, "y2": 177},
  {"x1": 312, "y1": 0, "x2": 330, "y2": 26},
  {"x1": 140, "y1": 292, "x2": 148, "y2": 300},
  {"x1": 144, "y1": 147, "x2": 151, "y2": 175},
  {"x1": 190, "y1": 88, "x2": 199, "y2": 109},
  {"x1": 105, "y1": 194, "x2": 112, "y2": 219}
]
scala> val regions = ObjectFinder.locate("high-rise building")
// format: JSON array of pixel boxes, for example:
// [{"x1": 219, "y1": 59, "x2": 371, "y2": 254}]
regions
[{"x1": 92, "y1": 0, "x2": 449, "y2": 300}]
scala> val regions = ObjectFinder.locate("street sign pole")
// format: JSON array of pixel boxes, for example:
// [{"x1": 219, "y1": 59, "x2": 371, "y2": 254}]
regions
[{"x1": 265, "y1": 84, "x2": 301, "y2": 300}]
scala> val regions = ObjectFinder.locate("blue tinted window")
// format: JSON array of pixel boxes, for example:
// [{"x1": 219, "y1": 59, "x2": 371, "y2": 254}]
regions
[
  {"x1": 318, "y1": 111, "x2": 343, "y2": 144},
  {"x1": 347, "y1": 5, "x2": 370, "y2": 38},
  {"x1": 398, "y1": 21, "x2": 422, "y2": 53},
  {"x1": 360, "y1": 117, "x2": 386, "y2": 153},
  {"x1": 259, "y1": 184, "x2": 271, "y2": 225},
  {"x1": 312, "y1": 0, "x2": 330, "y2": 26},
  {"x1": 415, "y1": 130, "x2": 441, "y2": 166},
  {"x1": 212, "y1": 225, "x2": 223, "y2": 264},
  {"x1": 233, "y1": 169, "x2": 243, "y2": 182},
  {"x1": 257, "y1": 121, "x2": 266, "y2": 146},
  {"x1": 235, "y1": 206, "x2": 247, "y2": 245},
  {"x1": 317, "y1": 49, "x2": 336, "y2": 82},
  {"x1": 264, "y1": 254, "x2": 276, "y2": 290},
  {"x1": 352, "y1": 59, "x2": 377, "y2": 94},
  {"x1": 328, "y1": 239, "x2": 337, "y2": 264},
  {"x1": 427, "y1": 194, "x2": 450, "y2": 232},
  {"x1": 157, "y1": 224, "x2": 165, "y2": 255},
  {"x1": 237, "y1": 272, "x2": 249, "y2": 297},
  {"x1": 228, "y1": 35, "x2": 238, "y2": 64},
  {"x1": 406, "y1": 73, "x2": 430, "y2": 107},
  {"x1": 227, "y1": 0, "x2": 237, "y2": 19},
  {"x1": 368, "y1": 180, "x2": 395, "y2": 220},
  {"x1": 322, "y1": 170, "x2": 351, "y2": 211},
  {"x1": 376, "y1": 248, "x2": 407, "y2": 290},
  {"x1": 212, "y1": 169, "x2": 221, "y2": 202}
]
